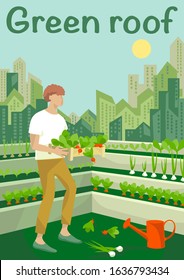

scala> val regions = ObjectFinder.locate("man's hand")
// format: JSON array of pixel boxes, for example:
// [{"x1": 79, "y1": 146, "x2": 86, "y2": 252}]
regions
[{"x1": 52, "y1": 147, "x2": 69, "y2": 157}]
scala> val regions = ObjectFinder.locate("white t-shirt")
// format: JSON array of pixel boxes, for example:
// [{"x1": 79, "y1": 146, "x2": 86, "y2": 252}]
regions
[{"x1": 29, "y1": 109, "x2": 68, "y2": 160}]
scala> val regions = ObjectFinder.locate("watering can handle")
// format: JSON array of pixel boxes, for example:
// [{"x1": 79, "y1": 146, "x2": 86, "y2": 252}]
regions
[{"x1": 164, "y1": 219, "x2": 176, "y2": 241}]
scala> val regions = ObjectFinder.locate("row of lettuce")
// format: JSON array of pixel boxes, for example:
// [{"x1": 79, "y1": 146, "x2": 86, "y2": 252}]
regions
[
  {"x1": 91, "y1": 176, "x2": 184, "y2": 206},
  {"x1": 1, "y1": 177, "x2": 184, "y2": 208}
]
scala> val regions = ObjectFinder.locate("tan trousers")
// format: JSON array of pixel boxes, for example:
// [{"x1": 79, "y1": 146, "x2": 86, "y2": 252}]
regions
[{"x1": 36, "y1": 158, "x2": 76, "y2": 234}]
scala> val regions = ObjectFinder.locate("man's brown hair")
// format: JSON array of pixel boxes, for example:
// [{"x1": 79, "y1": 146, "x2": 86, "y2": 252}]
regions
[{"x1": 43, "y1": 84, "x2": 65, "y2": 102}]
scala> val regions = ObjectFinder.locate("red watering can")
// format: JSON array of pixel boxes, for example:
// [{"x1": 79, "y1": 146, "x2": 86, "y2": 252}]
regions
[{"x1": 123, "y1": 218, "x2": 176, "y2": 249}]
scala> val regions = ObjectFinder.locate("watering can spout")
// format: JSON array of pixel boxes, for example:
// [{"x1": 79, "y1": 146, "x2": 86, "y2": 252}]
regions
[{"x1": 123, "y1": 218, "x2": 148, "y2": 240}]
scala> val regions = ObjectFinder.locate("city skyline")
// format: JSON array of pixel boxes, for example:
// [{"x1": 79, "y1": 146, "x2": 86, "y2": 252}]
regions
[
  {"x1": 1, "y1": 37, "x2": 184, "y2": 117},
  {"x1": 1, "y1": 37, "x2": 184, "y2": 143}
]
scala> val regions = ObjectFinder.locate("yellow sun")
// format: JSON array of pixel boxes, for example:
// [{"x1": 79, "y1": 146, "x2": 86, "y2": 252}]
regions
[{"x1": 132, "y1": 39, "x2": 151, "y2": 59}]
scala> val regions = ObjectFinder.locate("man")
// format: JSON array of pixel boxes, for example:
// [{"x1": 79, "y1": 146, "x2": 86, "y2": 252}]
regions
[{"x1": 29, "y1": 84, "x2": 82, "y2": 253}]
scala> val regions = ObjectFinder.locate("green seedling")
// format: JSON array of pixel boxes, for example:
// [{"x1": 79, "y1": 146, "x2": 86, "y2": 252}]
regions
[
  {"x1": 137, "y1": 184, "x2": 146, "y2": 199},
  {"x1": 129, "y1": 156, "x2": 136, "y2": 174},
  {"x1": 112, "y1": 144, "x2": 119, "y2": 149},
  {"x1": 86, "y1": 162, "x2": 94, "y2": 168},
  {"x1": 179, "y1": 193, "x2": 184, "y2": 206},
  {"x1": 171, "y1": 154, "x2": 177, "y2": 180},
  {"x1": 146, "y1": 186, "x2": 155, "y2": 201},
  {"x1": 119, "y1": 144, "x2": 128, "y2": 150},
  {"x1": 78, "y1": 164, "x2": 85, "y2": 170},
  {"x1": 0, "y1": 169, "x2": 10, "y2": 177},
  {"x1": 153, "y1": 140, "x2": 163, "y2": 153},
  {"x1": 129, "y1": 183, "x2": 137, "y2": 197},
  {"x1": 155, "y1": 188, "x2": 163, "y2": 202},
  {"x1": 119, "y1": 181, "x2": 129, "y2": 196},
  {"x1": 13, "y1": 189, "x2": 22, "y2": 204},
  {"x1": 129, "y1": 143, "x2": 139, "y2": 151},
  {"x1": 161, "y1": 139, "x2": 171, "y2": 153},
  {"x1": 10, "y1": 139, "x2": 15, "y2": 158},
  {"x1": 141, "y1": 143, "x2": 152, "y2": 152},
  {"x1": 161, "y1": 159, "x2": 167, "y2": 179},
  {"x1": 90, "y1": 176, "x2": 101, "y2": 190},
  {"x1": 169, "y1": 139, "x2": 184, "y2": 155},
  {"x1": 3, "y1": 139, "x2": 8, "y2": 158},
  {"x1": 142, "y1": 161, "x2": 147, "y2": 177},
  {"x1": 105, "y1": 144, "x2": 111, "y2": 149},
  {"x1": 22, "y1": 188, "x2": 30, "y2": 202},
  {"x1": 25, "y1": 139, "x2": 31, "y2": 156},
  {"x1": 151, "y1": 152, "x2": 157, "y2": 177},
  {"x1": 18, "y1": 140, "x2": 23, "y2": 157},
  {"x1": 30, "y1": 186, "x2": 39, "y2": 201},
  {"x1": 171, "y1": 191, "x2": 180, "y2": 206},
  {"x1": 101, "y1": 178, "x2": 113, "y2": 192},
  {"x1": 23, "y1": 169, "x2": 33, "y2": 176},
  {"x1": 162, "y1": 189, "x2": 171, "y2": 204},
  {"x1": 3, "y1": 191, "x2": 13, "y2": 206},
  {"x1": 12, "y1": 169, "x2": 22, "y2": 177},
  {"x1": 67, "y1": 165, "x2": 75, "y2": 171},
  {"x1": 180, "y1": 156, "x2": 184, "y2": 182}
]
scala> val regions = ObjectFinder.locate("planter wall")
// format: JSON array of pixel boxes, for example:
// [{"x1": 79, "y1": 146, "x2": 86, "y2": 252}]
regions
[
  {"x1": 92, "y1": 192, "x2": 184, "y2": 235},
  {"x1": 0, "y1": 193, "x2": 92, "y2": 235},
  {"x1": 0, "y1": 156, "x2": 93, "y2": 170},
  {"x1": 1, "y1": 190, "x2": 183, "y2": 235},
  {"x1": 0, "y1": 171, "x2": 92, "y2": 200}
]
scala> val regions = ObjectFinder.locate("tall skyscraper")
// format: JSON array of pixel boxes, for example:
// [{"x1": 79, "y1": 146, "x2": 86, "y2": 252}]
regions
[
  {"x1": 144, "y1": 65, "x2": 157, "y2": 90},
  {"x1": 151, "y1": 78, "x2": 181, "y2": 141},
  {"x1": 0, "y1": 106, "x2": 8, "y2": 143},
  {"x1": 3, "y1": 89, "x2": 24, "y2": 124},
  {"x1": 69, "y1": 112, "x2": 80, "y2": 124},
  {"x1": 13, "y1": 58, "x2": 26, "y2": 98},
  {"x1": 153, "y1": 62, "x2": 177, "y2": 108},
  {"x1": 170, "y1": 38, "x2": 184, "y2": 96},
  {"x1": 128, "y1": 75, "x2": 140, "y2": 107},
  {"x1": 7, "y1": 73, "x2": 18, "y2": 96},
  {"x1": 138, "y1": 88, "x2": 154, "y2": 125},
  {"x1": 116, "y1": 98, "x2": 139, "y2": 140},
  {"x1": 96, "y1": 90, "x2": 116, "y2": 136},
  {"x1": 109, "y1": 116, "x2": 122, "y2": 140},
  {"x1": 81, "y1": 109, "x2": 97, "y2": 132},
  {"x1": 128, "y1": 74, "x2": 148, "y2": 108},
  {"x1": 28, "y1": 73, "x2": 43, "y2": 108},
  {"x1": 0, "y1": 69, "x2": 9, "y2": 102}
]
